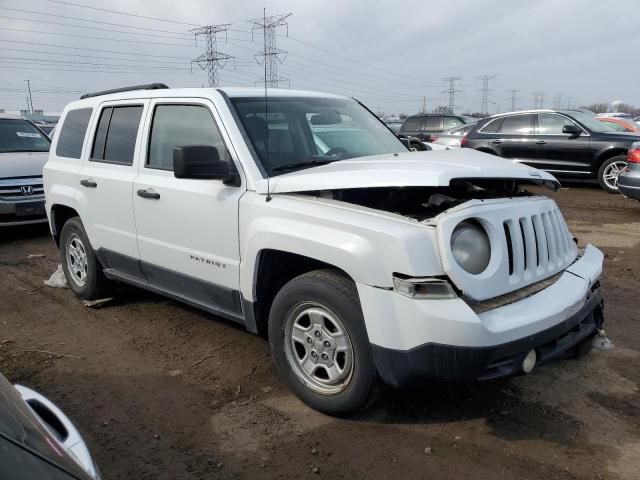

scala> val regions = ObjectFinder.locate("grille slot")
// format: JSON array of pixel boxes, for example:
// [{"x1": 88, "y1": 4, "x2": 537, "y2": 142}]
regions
[{"x1": 503, "y1": 207, "x2": 574, "y2": 280}]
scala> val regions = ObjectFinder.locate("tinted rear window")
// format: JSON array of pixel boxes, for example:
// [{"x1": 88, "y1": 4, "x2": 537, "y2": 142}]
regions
[
  {"x1": 401, "y1": 117, "x2": 422, "y2": 131},
  {"x1": 480, "y1": 118, "x2": 503, "y2": 133},
  {"x1": 56, "y1": 108, "x2": 93, "y2": 159},
  {"x1": 497, "y1": 115, "x2": 534, "y2": 134},
  {"x1": 91, "y1": 105, "x2": 142, "y2": 165},
  {"x1": 423, "y1": 117, "x2": 441, "y2": 130}
]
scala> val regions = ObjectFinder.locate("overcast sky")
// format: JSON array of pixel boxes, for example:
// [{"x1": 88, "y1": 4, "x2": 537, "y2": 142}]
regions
[{"x1": 1, "y1": 0, "x2": 639, "y2": 115}]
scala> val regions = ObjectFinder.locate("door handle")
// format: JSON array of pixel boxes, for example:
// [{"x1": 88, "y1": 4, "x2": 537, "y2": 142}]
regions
[
  {"x1": 80, "y1": 179, "x2": 97, "y2": 188},
  {"x1": 491, "y1": 139, "x2": 502, "y2": 144},
  {"x1": 137, "y1": 189, "x2": 160, "y2": 200},
  {"x1": 536, "y1": 140, "x2": 547, "y2": 145}
]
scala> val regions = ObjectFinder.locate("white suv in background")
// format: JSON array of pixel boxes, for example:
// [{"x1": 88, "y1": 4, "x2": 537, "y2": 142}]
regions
[{"x1": 44, "y1": 84, "x2": 605, "y2": 415}]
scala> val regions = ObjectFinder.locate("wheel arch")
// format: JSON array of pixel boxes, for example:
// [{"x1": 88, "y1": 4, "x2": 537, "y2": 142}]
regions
[
  {"x1": 595, "y1": 148, "x2": 628, "y2": 167},
  {"x1": 50, "y1": 204, "x2": 80, "y2": 247},
  {"x1": 246, "y1": 249, "x2": 354, "y2": 337}
]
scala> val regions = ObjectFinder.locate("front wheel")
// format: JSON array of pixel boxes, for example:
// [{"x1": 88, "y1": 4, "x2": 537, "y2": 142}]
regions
[
  {"x1": 268, "y1": 270, "x2": 379, "y2": 415},
  {"x1": 598, "y1": 156, "x2": 627, "y2": 193}
]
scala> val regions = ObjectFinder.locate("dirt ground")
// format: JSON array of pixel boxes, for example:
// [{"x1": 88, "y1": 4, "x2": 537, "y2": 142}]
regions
[{"x1": 1, "y1": 183, "x2": 639, "y2": 480}]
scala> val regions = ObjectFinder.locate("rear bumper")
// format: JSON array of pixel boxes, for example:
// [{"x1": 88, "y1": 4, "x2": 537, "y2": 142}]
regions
[
  {"x1": 372, "y1": 287, "x2": 603, "y2": 386},
  {"x1": 618, "y1": 168, "x2": 640, "y2": 200}
]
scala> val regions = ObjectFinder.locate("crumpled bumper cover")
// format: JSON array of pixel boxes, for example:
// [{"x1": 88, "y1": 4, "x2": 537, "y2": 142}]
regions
[{"x1": 372, "y1": 286, "x2": 603, "y2": 387}]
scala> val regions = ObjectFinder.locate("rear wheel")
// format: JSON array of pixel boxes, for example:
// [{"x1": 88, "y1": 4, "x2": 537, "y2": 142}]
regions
[
  {"x1": 598, "y1": 156, "x2": 627, "y2": 193},
  {"x1": 268, "y1": 270, "x2": 379, "y2": 415},
  {"x1": 60, "y1": 217, "x2": 110, "y2": 299}
]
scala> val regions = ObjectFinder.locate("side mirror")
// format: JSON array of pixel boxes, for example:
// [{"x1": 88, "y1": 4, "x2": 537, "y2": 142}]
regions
[
  {"x1": 173, "y1": 146, "x2": 239, "y2": 185},
  {"x1": 562, "y1": 124, "x2": 582, "y2": 136},
  {"x1": 399, "y1": 137, "x2": 411, "y2": 149}
]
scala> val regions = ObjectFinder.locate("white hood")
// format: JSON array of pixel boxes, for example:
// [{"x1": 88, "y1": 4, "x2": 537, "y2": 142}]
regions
[
  {"x1": 0, "y1": 152, "x2": 48, "y2": 179},
  {"x1": 256, "y1": 149, "x2": 559, "y2": 194}
]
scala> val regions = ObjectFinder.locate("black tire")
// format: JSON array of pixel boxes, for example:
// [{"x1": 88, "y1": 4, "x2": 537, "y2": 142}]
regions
[
  {"x1": 598, "y1": 155, "x2": 627, "y2": 193},
  {"x1": 59, "y1": 217, "x2": 110, "y2": 300},
  {"x1": 268, "y1": 269, "x2": 379, "y2": 416}
]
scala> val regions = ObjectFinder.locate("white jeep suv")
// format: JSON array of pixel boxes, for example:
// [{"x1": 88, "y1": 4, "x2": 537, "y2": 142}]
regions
[{"x1": 44, "y1": 84, "x2": 604, "y2": 415}]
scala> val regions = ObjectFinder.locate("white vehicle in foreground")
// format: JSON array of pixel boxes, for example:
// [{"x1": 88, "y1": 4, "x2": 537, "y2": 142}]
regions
[{"x1": 44, "y1": 84, "x2": 604, "y2": 415}]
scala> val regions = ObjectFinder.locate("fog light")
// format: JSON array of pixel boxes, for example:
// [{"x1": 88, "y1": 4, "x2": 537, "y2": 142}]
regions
[{"x1": 522, "y1": 349, "x2": 537, "y2": 373}]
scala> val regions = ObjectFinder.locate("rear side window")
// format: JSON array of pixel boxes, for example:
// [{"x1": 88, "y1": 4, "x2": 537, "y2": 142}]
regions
[
  {"x1": 480, "y1": 118, "x2": 503, "y2": 133},
  {"x1": 401, "y1": 117, "x2": 422, "y2": 131},
  {"x1": 56, "y1": 108, "x2": 93, "y2": 159},
  {"x1": 442, "y1": 117, "x2": 463, "y2": 129},
  {"x1": 91, "y1": 105, "x2": 143, "y2": 165},
  {"x1": 496, "y1": 114, "x2": 534, "y2": 135},
  {"x1": 147, "y1": 104, "x2": 229, "y2": 171},
  {"x1": 422, "y1": 117, "x2": 441, "y2": 130}
]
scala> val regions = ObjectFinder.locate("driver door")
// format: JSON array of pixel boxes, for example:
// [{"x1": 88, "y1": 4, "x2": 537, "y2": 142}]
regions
[{"x1": 132, "y1": 98, "x2": 245, "y2": 321}]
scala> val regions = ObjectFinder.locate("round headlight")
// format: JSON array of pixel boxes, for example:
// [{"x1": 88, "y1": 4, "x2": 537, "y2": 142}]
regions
[{"x1": 450, "y1": 220, "x2": 491, "y2": 274}]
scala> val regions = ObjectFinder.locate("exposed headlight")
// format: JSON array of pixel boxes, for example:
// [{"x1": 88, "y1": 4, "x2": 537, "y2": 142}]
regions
[
  {"x1": 450, "y1": 220, "x2": 491, "y2": 275},
  {"x1": 393, "y1": 276, "x2": 457, "y2": 299}
]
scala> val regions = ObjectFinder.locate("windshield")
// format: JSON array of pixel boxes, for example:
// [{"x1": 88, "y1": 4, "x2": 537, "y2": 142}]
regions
[
  {"x1": 569, "y1": 111, "x2": 617, "y2": 133},
  {"x1": 230, "y1": 96, "x2": 406, "y2": 176},
  {"x1": 0, "y1": 119, "x2": 50, "y2": 153}
]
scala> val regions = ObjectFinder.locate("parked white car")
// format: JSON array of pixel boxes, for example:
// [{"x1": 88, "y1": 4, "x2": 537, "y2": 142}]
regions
[{"x1": 44, "y1": 85, "x2": 605, "y2": 415}]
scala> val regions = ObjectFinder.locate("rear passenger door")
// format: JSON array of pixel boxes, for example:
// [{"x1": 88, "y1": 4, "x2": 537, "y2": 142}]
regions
[
  {"x1": 77, "y1": 101, "x2": 147, "y2": 273},
  {"x1": 132, "y1": 99, "x2": 245, "y2": 322},
  {"x1": 481, "y1": 114, "x2": 536, "y2": 165}
]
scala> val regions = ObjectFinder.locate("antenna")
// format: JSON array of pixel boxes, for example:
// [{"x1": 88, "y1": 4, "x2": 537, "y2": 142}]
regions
[{"x1": 263, "y1": 7, "x2": 272, "y2": 202}]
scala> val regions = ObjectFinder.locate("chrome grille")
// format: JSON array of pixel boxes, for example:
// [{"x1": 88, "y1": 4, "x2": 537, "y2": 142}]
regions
[{"x1": 0, "y1": 177, "x2": 44, "y2": 200}]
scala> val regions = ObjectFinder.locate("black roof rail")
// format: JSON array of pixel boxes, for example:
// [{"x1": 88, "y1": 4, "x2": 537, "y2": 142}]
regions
[{"x1": 80, "y1": 83, "x2": 169, "y2": 99}]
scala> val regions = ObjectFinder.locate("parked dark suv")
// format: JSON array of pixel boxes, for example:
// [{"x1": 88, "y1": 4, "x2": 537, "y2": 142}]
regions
[
  {"x1": 462, "y1": 109, "x2": 636, "y2": 192},
  {"x1": 399, "y1": 114, "x2": 476, "y2": 142}
]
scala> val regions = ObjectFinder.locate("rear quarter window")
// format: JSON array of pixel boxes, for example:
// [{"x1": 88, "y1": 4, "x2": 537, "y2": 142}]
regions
[
  {"x1": 55, "y1": 108, "x2": 93, "y2": 159},
  {"x1": 401, "y1": 117, "x2": 422, "y2": 131}
]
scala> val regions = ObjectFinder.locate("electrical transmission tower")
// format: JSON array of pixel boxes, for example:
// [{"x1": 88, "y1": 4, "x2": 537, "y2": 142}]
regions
[
  {"x1": 419, "y1": 96, "x2": 427, "y2": 114},
  {"x1": 249, "y1": 11, "x2": 292, "y2": 88},
  {"x1": 507, "y1": 89, "x2": 519, "y2": 111},
  {"x1": 476, "y1": 74, "x2": 496, "y2": 115},
  {"x1": 533, "y1": 91, "x2": 545, "y2": 109},
  {"x1": 441, "y1": 76, "x2": 463, "y2": 113},
  {"x1": 191, "y1": 24, "x2": 234, "y2": 87},
  {"x1": 553, "y1": 94, "x2": 563, "y2": 109}
]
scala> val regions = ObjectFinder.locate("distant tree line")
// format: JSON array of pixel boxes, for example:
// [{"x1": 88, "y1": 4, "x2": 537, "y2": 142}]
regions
[{"x1": 580, "y1": 102, "x2": 640, "y2": 116}]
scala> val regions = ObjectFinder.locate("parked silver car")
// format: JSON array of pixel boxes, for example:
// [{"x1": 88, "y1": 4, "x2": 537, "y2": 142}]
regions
[
  {"x1": 431, "y1": 123, "x2": 476, "y2": 148},
  {"x1": 0, "y1": 114, "x2": 50, "y2": 226}
]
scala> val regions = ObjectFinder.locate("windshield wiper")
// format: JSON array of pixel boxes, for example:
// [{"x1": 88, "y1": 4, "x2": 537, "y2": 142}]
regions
[{"x1": 271, "y1": 159, "x2": 339, "y2": 172}]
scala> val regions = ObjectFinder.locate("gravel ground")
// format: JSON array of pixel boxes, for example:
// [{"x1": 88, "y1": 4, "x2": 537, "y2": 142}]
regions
[{"x1": 1, "y1": 183, "x2": 639, "y2": 480}]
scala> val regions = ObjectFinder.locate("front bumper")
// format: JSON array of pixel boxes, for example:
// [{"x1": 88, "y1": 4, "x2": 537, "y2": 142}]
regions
[
  {"x1": 357, "y1": 244, "x2": 604, "y2": 387},
  {"x1": 0, "y1": 196, "x2": 47, "y2": 226}
]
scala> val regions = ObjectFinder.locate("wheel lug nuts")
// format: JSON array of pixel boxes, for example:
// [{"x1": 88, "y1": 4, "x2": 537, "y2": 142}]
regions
[
  {"x1": 314, "y1": 331, "x2": 321, "y2": 338},
  {"x1": 306, "y1": 337, "x2": 313, "y2": 344},
  {"x1": 321, "y1": 353, "x2": 329, "y2": 360},
  {"x1": 323, "y1": 341, "x2": 330, "y2": 348},
  {"x1": 311, "y1": 351, "x2": 318, "y2": 358}
]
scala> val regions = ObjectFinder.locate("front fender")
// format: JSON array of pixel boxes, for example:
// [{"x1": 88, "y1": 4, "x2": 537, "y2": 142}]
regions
[{"x1": 239, "y1": 193, "x2": 444, "y2": 300}]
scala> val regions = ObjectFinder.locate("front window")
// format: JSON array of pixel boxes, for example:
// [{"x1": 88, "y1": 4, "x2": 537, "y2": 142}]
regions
[
  {"x1": 569, "y1": 111, "x2": 616, "y2": 133},
  {"x1": 538, "y1": 113, "x2": 578, "y2": 135},
  {"x1": 230, "y1": 97, "x2": 406, "y2": 176},
  {"x1": 0, "y1": 118, "x2": 50, "y2": 153}
]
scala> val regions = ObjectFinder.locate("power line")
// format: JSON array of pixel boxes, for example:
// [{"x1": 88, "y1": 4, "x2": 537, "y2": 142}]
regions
[
  {"x1": 191, "y1": 24, "x2": 235, "y2": 87},
  {"x1": 249, "y1": 12, "x2": 292, "y2": 88},
  {"x1": 0, "y1": 39, "x2": 194, "y2": 60},
  {"x1": 0, "y1": 14, "x2": 192, "y2": 40},
  {"x1": 533, "y1": 91, "x2": 545, "y2": 109},
  {"x1": 40, "y1": 0, "x2": 202, "y2": 27},
  {"x1": 3, "y1": 7, "x2": 193, "y2": 36},
  {"x1": 0, "y1": 27, "x2": 199, "y2": 48}
]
